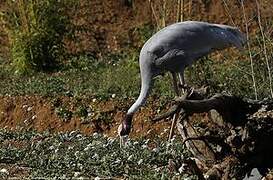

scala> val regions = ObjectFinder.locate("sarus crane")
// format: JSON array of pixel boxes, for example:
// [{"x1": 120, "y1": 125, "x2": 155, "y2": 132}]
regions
[{"x1": 118, "y1": 21, "x2": 246, "y2": 145}]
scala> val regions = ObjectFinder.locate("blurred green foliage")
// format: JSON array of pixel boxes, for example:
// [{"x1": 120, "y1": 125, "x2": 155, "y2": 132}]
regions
[
  {"x1": 0, "y1": 50, "x2": 272, "y2": 100},
  {"x1": 187, "y1": 52, "x2": 273, "y2": 99},
  {"x1": 2, "y1": 0, "x2": 74, "y2": 73}
]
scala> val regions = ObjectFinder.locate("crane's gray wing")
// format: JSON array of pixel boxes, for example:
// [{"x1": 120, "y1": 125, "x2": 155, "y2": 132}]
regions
[{"x1": 153, "y1": 49, "x2": 187, "y2": 72}]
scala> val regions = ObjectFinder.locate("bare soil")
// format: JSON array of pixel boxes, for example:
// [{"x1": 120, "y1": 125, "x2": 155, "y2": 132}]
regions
[{"x1": 0, "y1": 96, "x2": 175, "y2": 139}]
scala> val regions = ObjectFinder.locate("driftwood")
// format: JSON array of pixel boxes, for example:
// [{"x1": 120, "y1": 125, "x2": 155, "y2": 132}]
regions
[{"x1": 155, "y1": 88, "x2": 273, "y2": 179}]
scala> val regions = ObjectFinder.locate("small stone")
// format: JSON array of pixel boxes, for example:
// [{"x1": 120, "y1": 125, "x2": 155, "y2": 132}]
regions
[
  {"x1": 128, "y1": 155, "x2": 133, "y2": 161},
  {"x1": 24, "y1": 119, "x2": 28, "y2": 124},
  {"x1": 152, "y1": 148, "x2": 159, "y2": 153},
  {"x1": 74, "y1": 172, "x2": 80, "y2": 177},
  {"x1": 22, "y1": 105, "x2": 28, "y2": 109},
  {"x1": 178, "y1": 163, "x2": 187, "y2": 173},
  {"x1": 0, "y1": 168, "x2": 9, "y2": 175},
  {"x1": 137, "y1": 159, "x2": 143, "y2": 165}
]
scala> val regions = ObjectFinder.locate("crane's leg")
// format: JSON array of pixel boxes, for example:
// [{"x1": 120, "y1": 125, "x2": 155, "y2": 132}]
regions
[
  {"x1": 178, "y1": 72, "x2": 185, "y2": 94},
  {"x1": 169, "y1": 72, "x2": 181, "y2": 142},
  {"x1": 178, "y1": 72, "x2": 185, "y2": 85},
  {"x1": 171, "y1": 72, "x2": 180, "y2": 96},
  {"x1": 169, "y1": 71, "x2": 190, "y2": 141}
]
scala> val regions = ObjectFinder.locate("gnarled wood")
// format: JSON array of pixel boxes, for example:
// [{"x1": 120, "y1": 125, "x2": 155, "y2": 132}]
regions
[{"x1": 156, "y1": 89, "x2": 273, "y2": 179}]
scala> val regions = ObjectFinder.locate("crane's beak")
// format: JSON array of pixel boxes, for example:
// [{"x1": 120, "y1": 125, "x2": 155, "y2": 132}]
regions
[
  {"x1": 118, "y1": 122, "x2": 131, "y2": 148},
  {"x1": 119, "y1": 135, "x2": 129, "y2": 148},
  {"x1": 239, "y1": 33, "x2": 247, "y2": 51},
  {"x1": 118, "y1": 114, "x2": 133, "y2": 148}
]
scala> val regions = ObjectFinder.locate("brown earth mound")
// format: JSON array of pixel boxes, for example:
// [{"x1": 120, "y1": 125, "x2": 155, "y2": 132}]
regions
[{"x1": 0, "y1": 96, "x2": 179, "y2": 139}]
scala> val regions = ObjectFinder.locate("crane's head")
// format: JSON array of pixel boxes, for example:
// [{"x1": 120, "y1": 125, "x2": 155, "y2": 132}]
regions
[
  {"x1": 215, "y1": 24, "x2": 247, "y2": 51},
  {"x1": 227, "y1": 27, "x2": 247, "y2": 50},
  {"x1": 118, "y1": 114, "x2": 133, "y2": 146}
]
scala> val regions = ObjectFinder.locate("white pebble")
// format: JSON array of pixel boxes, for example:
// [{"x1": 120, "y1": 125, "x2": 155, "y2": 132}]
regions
[
  {"x1": 152, "y1": 148, "x2": 159, "y2": 153},
  {"x1": 141, "y1": 144, "x2": 148, "y2": 149},
  {"x1": 74, "y1": 172, "x2": 80, "y2": 177},
  {"x1": 0, "y1": 168, "x2": 9, "y2": 175},
  {"x1": 137, "y1": 159, "x2": 143, "y2": 165},
  {"x1": 128, "y1": 155, "x2": 133, "y2": 161},
  {"x1": 27, "y1": 106, "x2": 33, "y2": 111},
  {"x1": 93, "y1": 132, "x2": 98, "y2": 137},
  {"x1": 22, "y1": 105, "x2": 28, "y2": 109}
]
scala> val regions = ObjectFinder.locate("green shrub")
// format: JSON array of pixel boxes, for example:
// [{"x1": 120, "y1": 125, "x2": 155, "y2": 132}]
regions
[
  {"x1": 186, "y1": 55, "x2": 273, "y2": 99},
  {"x1": 2, "y1": 0, "x2": 73, "y2": 73}
]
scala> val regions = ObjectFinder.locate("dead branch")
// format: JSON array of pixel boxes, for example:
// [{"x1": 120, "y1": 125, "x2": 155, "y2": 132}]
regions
[
  {"x1": 153, "y1": 87, "x2": 208, "y2": 122},
  {"x1": 158, "y1": 90, "x2": 273, "y2": 179}
]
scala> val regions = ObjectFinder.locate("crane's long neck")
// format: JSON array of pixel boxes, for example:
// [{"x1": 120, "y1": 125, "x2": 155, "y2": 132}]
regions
[{"x1": 127, "y1": 70, "x2": 153, "y2": 116}]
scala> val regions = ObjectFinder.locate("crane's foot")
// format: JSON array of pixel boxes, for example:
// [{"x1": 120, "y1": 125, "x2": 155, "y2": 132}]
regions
[{"x1": 178, "y1": 84, "x2": 194, "y2": 96}]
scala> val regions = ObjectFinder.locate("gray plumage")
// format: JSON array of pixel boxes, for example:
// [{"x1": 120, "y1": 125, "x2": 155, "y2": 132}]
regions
[{"x1": 118, "y1": 21, "x2": 246, "y2": 138}]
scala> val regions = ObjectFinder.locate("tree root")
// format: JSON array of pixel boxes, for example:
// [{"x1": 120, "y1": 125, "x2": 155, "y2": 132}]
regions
[{"x1": 156, "y1": 88, "x2": 273, "y2": 179}]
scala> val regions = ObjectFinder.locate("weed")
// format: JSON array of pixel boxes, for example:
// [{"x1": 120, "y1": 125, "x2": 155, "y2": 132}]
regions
[
  {"x1": 75, "y1": 105, "x2": 88, "y2": 119},
  {"x1": 55, "y1": 107, "x2": 72, "y2": 122},
  {"x1": 75, "y1": 105, "x2": 93, "y2": 124},
  {"x1": 2, "y1": 0, "x2": 74, "y2": 73}
]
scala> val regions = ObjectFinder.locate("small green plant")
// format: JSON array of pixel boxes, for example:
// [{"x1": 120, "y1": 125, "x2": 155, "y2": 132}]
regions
[
  {"x1": 2, "y1": 0, "x2": 72, "y2": 73},
  {"x1": 134, "y1": 24, "x2": 155, "y2": 46},
  {"x1": 75, "y1": 105, "x2": 88, "y2": 119},
  {"x1": 55, "y1": 107, "x2": 72, "y2": 122},
  {"x1": 75, "y1": 105, "x2": 93, "y2": 124}
]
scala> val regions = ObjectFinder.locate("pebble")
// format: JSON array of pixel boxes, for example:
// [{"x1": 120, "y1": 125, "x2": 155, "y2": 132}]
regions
[
  {"x1": 0, "y1": 168, "x2": 9, "y2": 175},
  {"x1": 137, "y1": 159, "x2": 143, "y2": 165},
  {"x1": 73, "y1": 172, "x2": 80, "y2": 177}
]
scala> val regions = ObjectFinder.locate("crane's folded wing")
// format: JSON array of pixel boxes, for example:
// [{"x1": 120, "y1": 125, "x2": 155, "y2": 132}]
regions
[{"x1": 153, "y1": 49, "x2": 188, "y2": 71}]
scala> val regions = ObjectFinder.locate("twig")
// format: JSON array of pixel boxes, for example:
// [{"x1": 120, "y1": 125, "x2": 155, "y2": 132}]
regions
[
  {"x1": 221, "y1": 0, "x2": 236, "y2": 26},
  {"x1": 162, "y1": 0, "x2": 166, "y2": 28},
  {"x1": 241, "y1": 0, "x2": 258, "y2": 100},
  {"x1": 176, "y1": 0, "x2": 184, "y2": 22},
  {"x1": 149, "y1": 0, "x2": 159, "y2": 30},
  {"x1": 188, "y1": 0, "x2": 192, "y2": 19},
  {"x1": 255, "y1": 0, "x2": 273, "y2": 98},
  {"x1": 152, "y1": 104, "x2": 180, "y2": 122},
  {"x1": 153, "y1": 87, "x2": 208, "y2": 122},
  {"x1": 168, "y1": 112, "x2": 180, "y2": 141}
]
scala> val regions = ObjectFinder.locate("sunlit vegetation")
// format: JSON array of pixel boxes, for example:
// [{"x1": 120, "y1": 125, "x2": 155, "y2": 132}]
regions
[{"x1": 0, "y1": 129, "x2": 195, "y2": 179}]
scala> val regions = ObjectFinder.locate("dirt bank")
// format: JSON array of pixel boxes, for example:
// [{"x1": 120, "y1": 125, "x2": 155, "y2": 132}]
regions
[{"x1": 0, "y1": 96, "x2": 179, "y2": 138}]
